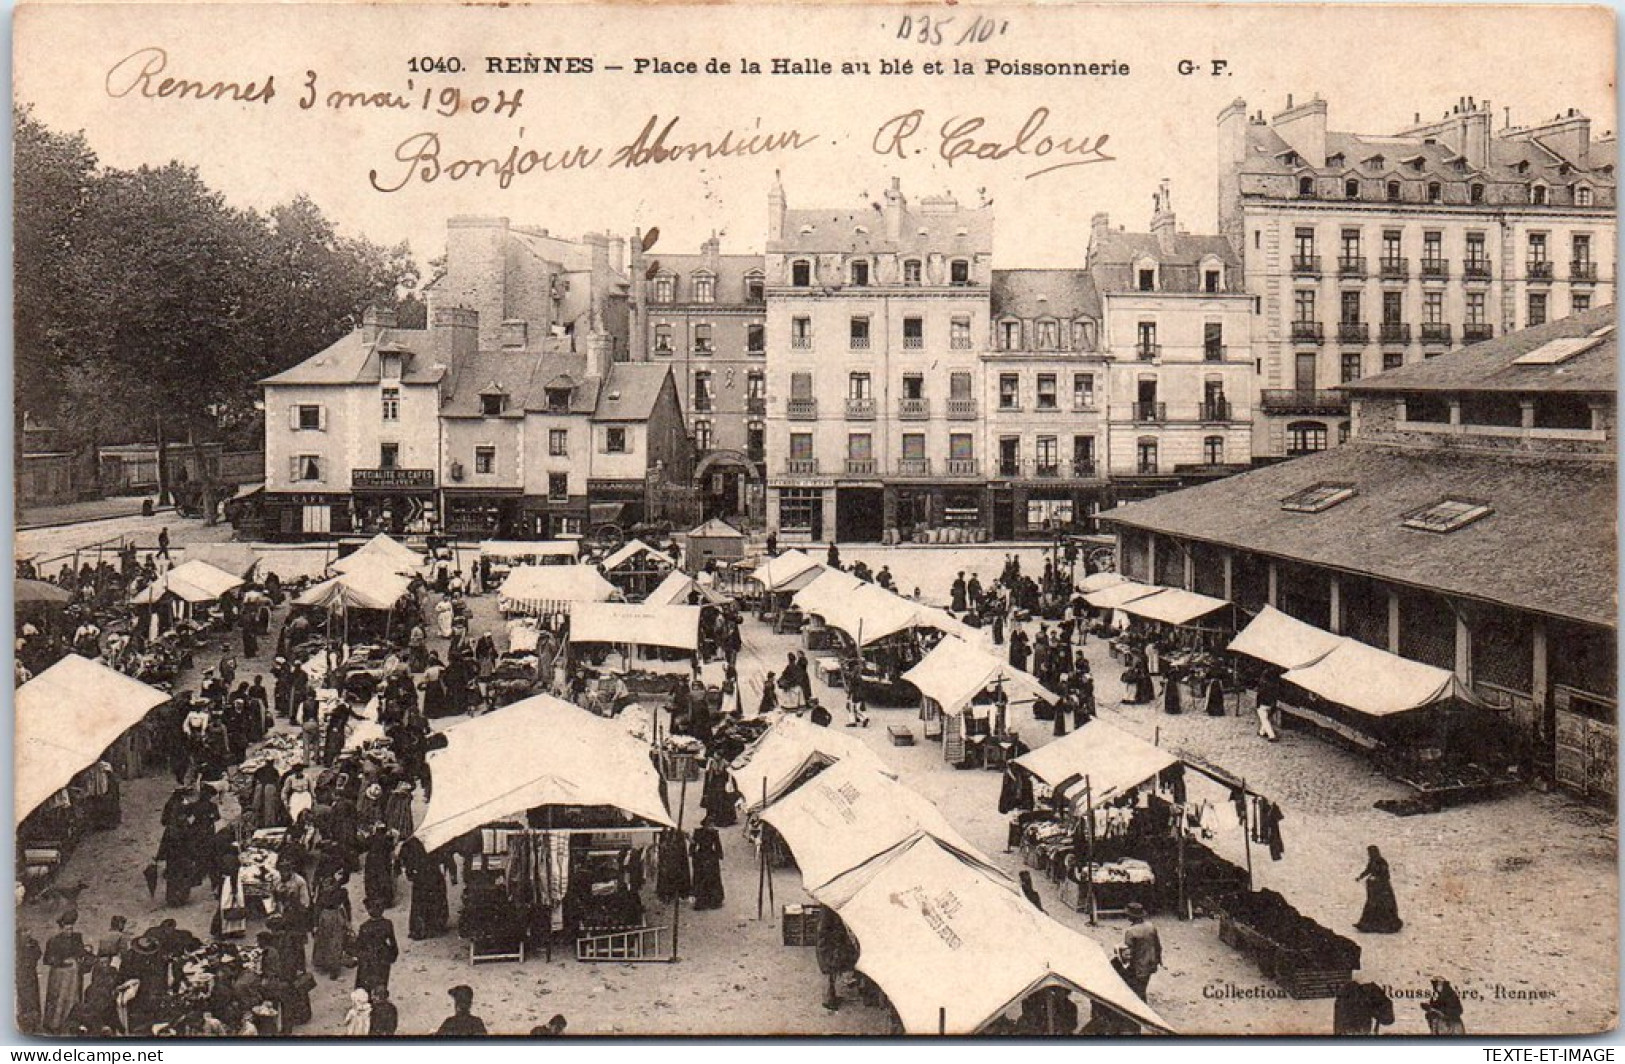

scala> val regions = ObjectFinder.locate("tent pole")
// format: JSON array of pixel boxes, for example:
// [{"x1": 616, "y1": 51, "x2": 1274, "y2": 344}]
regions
[
  {"x1": 670, "y1": 772, "x2": 688, "y2": 962},
  {"x1": 1241, "y1": 776, "x2": 1254, "y2": 892},
  {"x1": 1084, "y1": 775, "x2": 1097, "y2": 927},
  {"x1": 756, "y1": 779, "x2": 768, "y2": 920}
]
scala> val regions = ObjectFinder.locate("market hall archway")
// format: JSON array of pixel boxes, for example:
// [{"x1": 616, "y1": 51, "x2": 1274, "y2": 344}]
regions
[{"x1": 693, "y1": 450, "x2": 762, "y2": 526}]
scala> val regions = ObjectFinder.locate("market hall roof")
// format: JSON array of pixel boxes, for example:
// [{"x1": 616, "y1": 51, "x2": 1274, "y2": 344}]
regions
[
  {"x1": 1098, "y1": 443, "x2": 1616, "y2": 628},
  {"x1": 1343, "y1": 306, "x2": 1617, "y2": 396}
]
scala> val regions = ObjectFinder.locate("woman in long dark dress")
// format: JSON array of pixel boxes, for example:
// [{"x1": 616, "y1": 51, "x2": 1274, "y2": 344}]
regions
[
  {"x1": 699, "y1": 759, "x2": 738, "y2": 828},
  {"x1": 689, "y1": 825, "x2": 725, "y2": 911},
  {"x1": 41, "y1": 911, "x2": 87, "y2": 1034},
  {"x1": 399, "y1": 836, "x2": 451, "y2": 939},
  {"x1": 311, "y1": 882, "x2": 352, "y2": 979},
  {"x1": 1355, "y1": 845, "x2": 1404, "y2": 933},
  {"x1": 362, "y1": 825, "x2": 396, "y2": 910},
  {"x1": 656, "y1": 829, "x2": 691, "y2": 903}
]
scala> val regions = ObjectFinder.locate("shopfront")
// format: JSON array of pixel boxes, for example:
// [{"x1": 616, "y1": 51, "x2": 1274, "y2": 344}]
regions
[
  {"x1": 265, "y1": 491, "x2": 354, "y2": 541},
  {"x1": 442, "y1": 488, "x2": 525, "y2": 539},
  {"x1": 351, "y1": 469, "x2": 438, "y2": 536},
  {"x1": 773, "y1": 485, "x2": 826, "y2": 542}
]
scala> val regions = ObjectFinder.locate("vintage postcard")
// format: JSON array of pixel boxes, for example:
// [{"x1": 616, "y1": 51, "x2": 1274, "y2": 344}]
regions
[{"x1": 11, "y1": 0, "x2": 1617, "y2": 1040}]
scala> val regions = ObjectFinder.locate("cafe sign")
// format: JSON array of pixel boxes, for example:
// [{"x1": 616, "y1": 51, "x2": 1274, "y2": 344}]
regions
[{"x1": 352, "y1": 468, "x2": 436, "y2": 490}]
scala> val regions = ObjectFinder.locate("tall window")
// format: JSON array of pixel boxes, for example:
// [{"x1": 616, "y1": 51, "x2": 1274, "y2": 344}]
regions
[
  {"x1": 949, "y1": 433, "x2": 974, "y2": 461},
  {"x1": 746, "y1": 371, "x2": 765, "y2": 402},
  {"x1": 791, "y1": 317, "x2": 812, "y2": 348},
  {"x1": 654, "y1": 324, "x2": 673, "y2": 354},
  {"x1": 791, "y1": 260, "x2": 811, "y2": 286},
  {"x1": 380, "y1": 442, "x2": 400, "y2": 470},
  {"x1": 549, "y1": 428, "x2": 568, "y2": 456},
  {"x1": 847, "y1": 372, "x2": 871, "y2": 399},
  {"x1": 901, "y1": 433, "x2": 926, "y2": 460},
  {"x1": 1036, "y1": 374, "x2": 1057, "y2": 409},
  {"x1": 380, "y1": 387, "x2": 399, "y2": 422},
  {"x1": 692, "y1": 323, "x2": 713, "y2": 354},
  {"x1": 1035, "y1": 436, "x2": 1058, "y2": 476},
  {"x1": 1203, "y1": 436, "x2": 1225, "y2": 465},
  {"x1": 694, "y1": 419, "x2": 713, "y2": 452},
  {"x1": 1423, "y1": 230, "x2": 1442, "y2": 262},
  {"x1": 1382, "y1": 229, "x2": 1402, "y2": 262},
  {"x1": 1528, "y1": 232, "x2": 1548, "y2": 263},
  {"x1": 1423, "y1": 291, "x2": 1444, "y2": 324},
  {"x1": 746, "y1": 323, "x2": 765, "y2": 354},
  {"x1": 849, "y1": 260, "x2": 869, "y2": 286},
  {"x1": 949, "y1": 371, "x2": 972, "y2": 400},
  {"x1": 692, "y1": 371, "x2": 713, "y2": 412},
  {"x1": 998, "y1": 374, "x2": 1019, "y2": 410},
  {"x1": 1465, "y1": 292, "x2": 1487, "y2": 325},
  {"x1": 1294, "y1": 227, "x2": 1316, "y2": 259},
  {"x1": 1136, "y1": 321, "x2": 1158, "y2": 356},
  {"x1": 548, "y1": 472, "x2": 569, "y2": 501},
  {"x1": 1382, "y1": 291, "x2": 1404, "y2": 325},
  {"x1": 1341, "y1": 353, "x2": 1363, "y2": 383},
  {"x1": 653, "y1": 275, "x2": 674, "y2": 303},
  {"x1": 847, "y1": 433, "x2": 872, "y2": 461},
  {"x1": 1136, "y1": 438, "x2": 1158, "y2": 475},
  {"x1": 1340, "y1": 228, "x2": 1362, "y2": 260},
  {"x1": 999, "y1": 320, "x2": 1021, "y2": 350},
  {"x1": 950, "y1": 259, "x2": 970, "y2": 285},
  {"x1": 1573, "y1": 233, "x2": 1593, "y2": 266},
  {"x1": 1073, "y1": 372, "x2": 1095, "y2": 410},
  {"x1": 473, "y1": 446, "x2": 494, "y2": 475},
  {"x1": 902, "y1": 317, "x2": 924, "y2": 348},
  {"x1": 788, "y1": 433, "x2": 813, "y2": 460},
  {"x1": 746, "y1": 421, "x2": 765, "y2": 461},
  {"x1": 1465, "y1": 231, "x2": 1486, "y2": 265},
  {"x1": 692, "y1": 274, "x2": 715, "y2": 303},
  {"x1": 903, "y1": 259, "x2": 922, "y2": 286},
  {"x1": 849, "y1": 316, "x2": 871, "y2": 349},
  {"x1": 1528, "y1": 292, "x2": 1548, "y2": 327},
  {"x1": 901, "y1": 374, "x2": 925, "y2": 400},
  {"x1": 1294, "y1": 290, "x2": 1316, "y2": 322},
  {"x1": 951, "y1": 316, "x2": 972, "y2": 350},
  {"x1": 1340, "y1": 290, "x2": 1362, "y2": 324},
  {"x1": 1204, "y1": 322, "x2": 1224, "y2": 361}
]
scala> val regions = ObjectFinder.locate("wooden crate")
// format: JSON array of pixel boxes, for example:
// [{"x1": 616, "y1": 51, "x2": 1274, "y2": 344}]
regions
[
  {"x1": 781, "y1": 904, "x2": 824, "y2": 946},
  {"x1": 887, "y1": 725, "x2": 915, "y2": 747}
]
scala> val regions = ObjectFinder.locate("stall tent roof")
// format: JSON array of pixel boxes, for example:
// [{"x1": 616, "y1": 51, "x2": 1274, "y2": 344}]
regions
[
  {"x1": 601, "y1": 539, "x2": 674, "y2": 572},
  {"x1": 479, "y1": 539, "x2": 580, "y2": 560},
  {"x1": 416, "y1": 694, "x2": 675, "y2": 851},
  {"x1": 760, "y1": 758, "x2": 1005, "y2": 906},
  {"x1": 183, "y1": 543, "x2": 260, "y2": 579},
  {"x1": 1014, "y1": 721, "x2": 1180, "y2": 808},
  {"x1": 731, "y1": 715, "x2": 894, "y2": 812},
  {"x1": 903, "y1": 635, "x2": 1056, "y2": 714},
  {"x1": 16, "y1": 655, "x2": 168, "y2": 823},
  {"x1": 1116, "y1": 587, "x2": 1230, "y2": 626},
  {"x1": 790, "y1": 568, "x2": 866, "y2": 619},
  {"x1": 294, "y1": 563, "x2": 412, "y2": 611},
  {"x1": 796, "y1": 578, "x2": 975, "y2": 646},
  {"x1": 1077, "y1": 571, "x2": 1130, "y2": 594},
  {"x1": 497, "y1": 565, "x2": 617, "y2": 609},
  {"x1": 15, "y1": 579, "x2": 71, "y2": 605},
  {"x1": 833, "y1": 836, "x2": 1171, "y2": 1035},
  {"x1": 1228, "y1": 606, "x2": 1344, "y2": 671},
  {"x1": 1082, "y1": 580, "x2": 1163, "y2": 611},
  {"x1": 129, "y1": 559, "x2": 245, "y2": 604},
  {"x1": 643, "y1": 570, "x2": 728, "y2": 607},
  {"x1": 1282, "y1": 637, "x2": 1462, "y2": 717},
  {"x1": 687, "y1": 518, "x2": 745, "y2": 539},
  {"x1": 332, "y1": 533, "x2": 424, "y2": 575},
  {"x1": 568, "y1": 601, "x2": 702, "y2": 650},
  {"x1": 750, "y1": 550, "x2": 823, "y2": 592}
]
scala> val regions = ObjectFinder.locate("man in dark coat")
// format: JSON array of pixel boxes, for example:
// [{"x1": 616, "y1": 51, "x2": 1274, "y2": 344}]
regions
[
  {"x1": 353, "y1": 902, "x2": 399, "y2": 993},
  {"x1": 435, "y1": 985, "x2": 487, "y2": 1036}
]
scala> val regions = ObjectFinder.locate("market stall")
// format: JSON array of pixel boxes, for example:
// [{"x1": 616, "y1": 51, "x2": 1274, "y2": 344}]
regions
[
  {"x1": 644, "y1": 570, "x2": 730, "y2": 608},
  {"x1": 478, "y1": 539, "x2": 581, "y2": 580},
  {"x1": 16, "y1": 655, "x2": 169, "y2": 893},
  {"x1": 331, "y1": 533, "x2": 425, "y2": 576},
  {"x1": 681, "y1": 518, "x2": 746, "y2": 574},
  {"x1": 497, "y1": 564, "x2": 618, "y2": 617},
  {"x1": 183, "y1": 543, "x2": 261, "y2": 581},
  {"x1": 415, "y1": 695, "x2": 676, "y2": 962},
  {"x1": 731, "y1": 715, "x2": 894, "y2": 815},
  {"x1": 749, "y1": 550, "x2": 825, "y2": 629},
  {"x1": 822, "y1": 835, "x2": 1170, "y2": 1035},
  {"x1": 129, "y1": 559, "x2": 246, "y2": 633},
  {"x1": 792, "y1": 575, "x2": 974, "y2": 705},
  {"x1": 567, "y1": 601, "x2": 704, "y2": 712},
  {"x1": 598, "y1": 539, "x2": 677, "y2": 601},
  {"x1": 292, "y1": 562, "x2": 415, "y2": 646},
  {"x1": 903, "y1": 635, "x2": 1054, "y2": 760}
]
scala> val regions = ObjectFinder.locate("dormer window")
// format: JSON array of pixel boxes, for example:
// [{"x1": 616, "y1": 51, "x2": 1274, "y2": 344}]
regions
[
  {"x1": 850, "y1": 260, "x2": 870, "y2": 286},
  {"x1": 692, "y1": 273, "x2": 715, "y2": 303},
  {"x1": 1427, "y1": 182, "x2": 1442, "y2": 203},
  {"x1": 1470, "y1": 183, "x2": 1485, "y2": 204},
  {"x1": 380, "y1": 352, "x2": 402, "y2": 380},
  {"x1": 1137, "y1": 267, "x2": 1156, "y2": 292},
  {"x1": 1386, "y1": 181, "x2": 1401, "y2": 202},
  {"x1": 545, "y1": 387, "x2": 571, "y2": 413},
  {"x1": 745, "y1": 272, "x2": 765, "y2": 302},
  {"x1": 791, "y1": 260, "x2": 811, "y2": 287},
  {"x1": 1531, "y1": 184, "x2": 1548, "y2": 206},
  {"x1": 903, "y1": 259, "x2": 922, "y2": 285},
  {"x1": 1345, "y1": 179, "x2": 1360, "y2": 200},
  {"x1": 1327, "y1": 153, "x2": 1345, "y2": 168},
  {"x1": 950, "y1": 259, "x2": 971, "y2": 285},
  {"x1": 480, "y1": 392, "x2": 507, "y2": 417},
  {"x1": 653, "y1": 275, "x2": 674, "y2": 304},
  {"x1": 1298, "y1": 176, "x2": 1314, "y2": 197},
  {"x1": 1576, "y1": 185, "x2": 1594, "y2": 207}
]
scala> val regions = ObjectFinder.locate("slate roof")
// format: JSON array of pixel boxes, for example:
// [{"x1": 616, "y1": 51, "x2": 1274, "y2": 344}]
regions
[
  {"x1": 651, "y1": 252, "x2": 766, "y2": 304},
  {"x1": 1098, "y1": 443, "x2": 1616, "y2": 628},
  {"x1": 439, "y1": 351, "x2": 599, "y2": 417},
  {"x1": 991, "y1": 269, "x2": 1100, "y2": 320},
  {"x1": 1344, "y1": 306, "x2": 1616, "y2": 396},
  {"x1": 770, "y1": 202, "x2": 993, "y2": 256},
  {"x1": 1089, "y1": 229, "x2": 1242, "y2": 294},
  {"x1": 261, "y1": 328, "x2": 447, "y2": 386},
  {"x1": 594, "y1": 363, "x2": 672, "y2": 421}
]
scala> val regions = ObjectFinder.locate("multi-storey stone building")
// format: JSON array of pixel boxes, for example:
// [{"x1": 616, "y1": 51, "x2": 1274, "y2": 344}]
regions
[
  {"x1": 763, "y1": 177, "x2": 993, "y2": 543},
  {"x1": 1219, "y1": 94, "x2": 1616, "y2": 459},
  {"x1": 629, "y1": 235, "x2": 767, "y2": 526}
]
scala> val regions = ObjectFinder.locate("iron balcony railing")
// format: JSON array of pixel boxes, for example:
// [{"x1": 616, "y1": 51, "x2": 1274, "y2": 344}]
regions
[
  {"x1": 844, "y1": 397, "x2": 876, "y2": 420},
  {"x1": 1380, "y1": 323, "x2": 1412, "y2": 344},
  {"x1": 898, "y1": 397, "x2": 931, "y2": 420},
  {"x1": 1260, "y1": 389, "x2": 1350, "y2": 415},
  {"x1": 786, "y1": 398, "x2": 818, "y2": 420}
]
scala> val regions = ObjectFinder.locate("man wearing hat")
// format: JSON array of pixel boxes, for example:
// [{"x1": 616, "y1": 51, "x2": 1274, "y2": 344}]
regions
[
  {"x1": 1118, "y1": 902, "x2": 1162, "y2": 1001},
  {"x1": 435, "y1": 985, "x2": 487, "y2": 1036}
]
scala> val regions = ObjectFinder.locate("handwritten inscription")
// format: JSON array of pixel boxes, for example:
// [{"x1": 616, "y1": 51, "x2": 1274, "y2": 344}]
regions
[
  {"x1": 872, "y1": 107, "x2": 1114, "y2": 179},
  {"x1": 105, "y1": 46, "x2": 275, "y2": 104}
]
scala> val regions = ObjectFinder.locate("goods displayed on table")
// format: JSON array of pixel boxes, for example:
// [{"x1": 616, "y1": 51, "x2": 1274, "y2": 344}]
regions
[{"x1": 1214, "y1": 888, "x2": 1361, "y2": 999}]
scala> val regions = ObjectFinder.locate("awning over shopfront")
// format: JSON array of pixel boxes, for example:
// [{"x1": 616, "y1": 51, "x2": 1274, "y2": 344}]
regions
[
  {"x1": 1077, "y1": 571, "x2": 1130, "y2": 594},
  {"x1": 17, "y1": 655, "x2": 169, "y2": 823},
  {"x1": 760, "y1": 758, "x2": 1002, "y2": 905},
  {"x1": 1281, "y1": 638, "x2": 1462, "y2": 717},
  {"x1": 903, "y1": 635, "x2": 1056, "y2": 713},
  {"x1": 129, "y1": 559, "x2": 245, "y2": 605},
  {"x1": 332, "y1": 534, "x2": 424, "y2": 576},
  {"x1": 479, "y1": 539, "x2": 580, "y2": 563},
  {"x1": 750, "y1": 549, "x2": 823, "y2": 592},
  {"x1": 1116, "y1": 587, "x2": 1230, "y2": 627},
  {"x1": 416, "y1": 694, "x2": 675, "y2": 851},
  {"x1": 1228, "y1": 605, "x2": 1344, "y2": 671},
  {"x1": 1013, "y1": 721, "x2": 1180, "y2": 809},
  {"x1": 294, "y1": 562, "x2": 412, "y2": 612},
  {"x1": 569, "y1": 601, "x2": 702, "y2": 651},
  {"x1": 1082, "y1": 580, "x2": 1163, "y2": 610},
  {"x1": 732, "y1": 715, "x2": 894, "y2": 812},
  {"x1": 497, "y1": 565, "x2": 617, "y2": 614},
  {"x1": 831, "y1": 836, "x2": 1171, "y2": 1035}
]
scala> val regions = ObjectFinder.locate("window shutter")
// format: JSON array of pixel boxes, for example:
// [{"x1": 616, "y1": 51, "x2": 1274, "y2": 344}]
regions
[
  {"x1": 289, "y1": 455, "x2": 302, "y2": 482},
  {"x1": 317, "y1": 406, "x2": 328, "y2": 431},
  {"x1": 312, "y1": 457, "x2": 322, "y2": 483},
  {"x1": 289, "y1": 405, "x2": 301, "y2": 431}
]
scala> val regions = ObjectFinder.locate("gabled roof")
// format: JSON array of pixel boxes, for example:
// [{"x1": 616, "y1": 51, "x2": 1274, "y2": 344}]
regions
[
  {"x1": 990, "y1": 269, "x2": 1100, "y2": 320},
  {"x1": 1100, "y1": 443, "x2": 1615, "y2": 628},
  {"x1": 261, "y1": 328, "x2": 447, "y2": 386},
  {"x1": 770, "y1": 203, "x2": 993, "y2": 256},
  {"x1": 1345, "y1": 306, "x2": 1616, "y2": 396},
  {"x1": 594, "y1": 363, "x2": 672, "y2": 421},
  {"x1": 650, "y1": 252, "x2": 767, "y2": 302}
]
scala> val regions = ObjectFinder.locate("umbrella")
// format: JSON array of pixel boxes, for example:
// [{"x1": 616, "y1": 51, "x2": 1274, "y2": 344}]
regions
[{"x1": 15, "y1": 579, "x2": 70, "y2": 606}]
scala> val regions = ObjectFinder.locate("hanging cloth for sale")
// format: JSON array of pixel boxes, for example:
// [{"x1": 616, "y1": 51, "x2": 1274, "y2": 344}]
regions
[{"x1": 1263, "y1": 802, "x2": 1286, "y2": 861}]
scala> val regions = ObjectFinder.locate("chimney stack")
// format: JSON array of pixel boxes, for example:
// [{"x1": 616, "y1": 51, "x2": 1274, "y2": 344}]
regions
[
  {"x1": 361, "y1": 305, "x2": 398, "y2": 345},
  {"x1": 884, "y1": 176, "x2": 906, "y2": 242},
  {"x1": 768, "y1": 171, "x2": 787, "y2": 243}
]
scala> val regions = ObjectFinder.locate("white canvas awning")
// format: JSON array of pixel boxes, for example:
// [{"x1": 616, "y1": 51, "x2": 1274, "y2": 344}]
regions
[
  {"x1": 796, "y1": 579, "x2": 973, "y2": 646},
  {"x1": 16, "y1": 655, "x2": 169, "y2": 823},
  {"x1": 643, "y1": 570, "x2": 728, "y2": 606},
  {"x1": 790, "y1": 568, "x2": 866, "y2": 618},
  {"x1": 130, "y1": 559, "x2": 245, "y2": 604},
  {"x1": 569, "y1": 601, "x2": 702, "y2": 651},
  {"x1": 1282, "y1": 638, "x2": 1460, "y2": 717},
  {"x1": 294, "y1": 563, "x2": 411, "y2": 612},
  {"x1": 903, "y1": 635, "x2": 1056, "y2": 714},
  {"x1": 832, "y1": 836, "x2": 1171, "y2": 1035},
  {"x1": 332, "y1": 534, "x2": 424, "y2": 575},
  {"x1": 1082, "y1": 580, "x2": 1163, "y2": 610},
  {"x1": 601, "y1": 539, "x2": 673, "y2": 572},
  {"x1": 731, "y1": 715, "x2": 893, "y2": 812},
  {"x1": 1078, "y1": 571, "x2": 1130, "y2": 594},
  {"x1": 751, "y1": 550, "x2": 823, "y2": 592},
  {"x1": 1014, "y1": 720, "x2": 1180, "y2": 809},
  {"x1": 497, "y1": 565, "x2": 617, "y2": 614},
  {"x1": 1228, "y1": 605, "x2": 1344, "y2": 671},
  {"x1": 480, "y1": 539, "x2": 580, "y2": 562},
  {"x1": 1116, "y1": 587, "x2": 1230, "y2": 626},
  {"x1": 761, "y1": 758, "x2": 1003, "y2": 905},
  {"x1": 416, "y1": 694, "x2": 675, "y2": 851}
]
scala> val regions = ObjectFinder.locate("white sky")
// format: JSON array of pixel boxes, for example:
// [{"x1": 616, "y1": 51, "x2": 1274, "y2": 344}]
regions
[{"x1": 14, "y1": 3, "x2": 1616, "y2": 271}]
